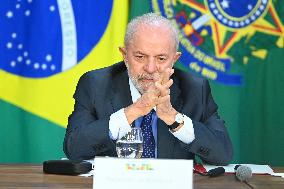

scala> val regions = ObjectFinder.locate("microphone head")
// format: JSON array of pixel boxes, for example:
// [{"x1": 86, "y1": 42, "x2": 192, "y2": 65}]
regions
[{"x1": 236, "y1": 165, "x2": 252, "y2": 182}]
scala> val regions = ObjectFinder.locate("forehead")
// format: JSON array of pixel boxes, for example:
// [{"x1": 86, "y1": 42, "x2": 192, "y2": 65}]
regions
[{"x1": 127, "y1": 24, "x2": 176, "y2": 54}]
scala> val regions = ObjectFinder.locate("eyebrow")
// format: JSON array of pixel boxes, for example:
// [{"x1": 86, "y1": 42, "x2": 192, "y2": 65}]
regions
[
  {"x1": 133, "y1": 51, "x2": 168, "y2": 57},
  {"x1": 133, "y1": 51, "x2": 146, "y2": 55}
]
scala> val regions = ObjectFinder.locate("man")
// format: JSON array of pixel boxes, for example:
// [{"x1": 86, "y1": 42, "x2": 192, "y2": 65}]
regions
[{"x1": 63, "y1": 13, "x2": 233, "y2": 165}]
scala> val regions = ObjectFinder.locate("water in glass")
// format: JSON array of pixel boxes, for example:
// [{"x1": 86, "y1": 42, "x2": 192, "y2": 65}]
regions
[{"x1": 116, "y1": 127, "x2": 143, "y2": 158}]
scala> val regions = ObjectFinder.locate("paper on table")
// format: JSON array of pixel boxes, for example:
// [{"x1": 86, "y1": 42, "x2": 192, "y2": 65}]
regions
[
  {"x1": 203, "y1": 164, "x2": 274, "y2": 174},
  {"x1": 271, "y1": 173, "x2": 284, "y2": 178},
  {"x1": 93, "y1": 157, "x2": 193, "y2": 189}
]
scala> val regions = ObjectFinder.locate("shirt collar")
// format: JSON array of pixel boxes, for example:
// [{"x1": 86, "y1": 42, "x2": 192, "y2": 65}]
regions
[{"x1": 129, "y1": 78, "x2": 141, "y2": 103}]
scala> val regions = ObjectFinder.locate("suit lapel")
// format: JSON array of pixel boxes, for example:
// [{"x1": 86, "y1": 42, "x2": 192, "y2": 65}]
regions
[
  {"x1": 157, "y1": 74, "x2": 183, "y2": 158},
  {"x1": 110, "y1": 65, "x2": 133, "y2": 112}
]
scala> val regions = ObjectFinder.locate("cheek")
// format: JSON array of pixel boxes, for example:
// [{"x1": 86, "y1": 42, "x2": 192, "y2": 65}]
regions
[
  {"x1": 158, "y1": 61, "x2": 174, "y2": 71},
  {"x1": 128, "y1": 62, "x2": 144, "y2": 76}
]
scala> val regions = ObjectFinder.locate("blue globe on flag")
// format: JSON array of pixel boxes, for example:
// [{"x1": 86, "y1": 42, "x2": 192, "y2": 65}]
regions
[
  {"x1": 207, "y1": 0, "x2": 269, "y2": 29},
  {"x1": 0, "y1": 0, "x2": 113, "y2": 78}
]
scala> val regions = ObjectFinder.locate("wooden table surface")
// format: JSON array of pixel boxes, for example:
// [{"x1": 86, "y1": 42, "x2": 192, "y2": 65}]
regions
[{"x1": 0, "y1": 164, "x2": 283, "y2": 189}]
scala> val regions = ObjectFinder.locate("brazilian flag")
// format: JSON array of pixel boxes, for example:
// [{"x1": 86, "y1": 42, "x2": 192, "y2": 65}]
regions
[{"x1": 0, "y1": 0, "x2": 128, "y2": 163}]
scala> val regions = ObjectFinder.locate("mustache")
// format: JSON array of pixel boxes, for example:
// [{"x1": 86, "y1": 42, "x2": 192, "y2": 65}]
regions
[{"x1": 137, "y1": 73, "x2": 160, "y2": 80}]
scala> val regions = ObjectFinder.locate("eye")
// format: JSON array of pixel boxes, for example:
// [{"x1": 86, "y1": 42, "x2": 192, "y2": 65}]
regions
[
  {"x1": 134, "y1": 55, "x2": 145, "y2": 62},
  {"x1": 135, "y1": 55, "x2": 144, "y2": 59},
  {"x1": 157, "y1": 56, "x2": 167, "y2": 62}
]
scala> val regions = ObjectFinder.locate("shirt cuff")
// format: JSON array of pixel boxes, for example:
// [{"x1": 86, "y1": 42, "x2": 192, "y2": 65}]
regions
[
  {"x1": 109, "y1": 108, "x2": 132, "y2": 140},
  {"x1": 170, "y1": 115, "x2": 195, "y2": 144}
]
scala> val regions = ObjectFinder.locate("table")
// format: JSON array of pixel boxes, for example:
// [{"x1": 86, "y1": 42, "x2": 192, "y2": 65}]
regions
[{"x1": 0, "y1": 164, "x2": 283, "y2": 189}]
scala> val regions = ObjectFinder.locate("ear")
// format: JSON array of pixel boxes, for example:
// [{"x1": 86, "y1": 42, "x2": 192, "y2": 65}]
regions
[
  {"x1": 119, "y1": 47, "x2": 127, "y2": 60},
  {"x1": 173, "y1": 52, "x2": 181, "y2": 64}
]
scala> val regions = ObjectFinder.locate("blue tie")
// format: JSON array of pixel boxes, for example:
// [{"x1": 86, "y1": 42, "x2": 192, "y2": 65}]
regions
[{"x1": 140, "y1": 110, "x2": 155, "y2": 158}]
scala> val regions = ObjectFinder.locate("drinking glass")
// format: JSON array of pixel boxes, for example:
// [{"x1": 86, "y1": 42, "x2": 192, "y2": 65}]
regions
[{"x1": 116, "y1": 127, "x2": 143, "y2": 158}]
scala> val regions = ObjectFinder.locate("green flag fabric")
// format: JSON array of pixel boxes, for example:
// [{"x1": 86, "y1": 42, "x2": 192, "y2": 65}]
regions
[{"x1": 129, "y1": 0, "x2": 284, "y2": 166}]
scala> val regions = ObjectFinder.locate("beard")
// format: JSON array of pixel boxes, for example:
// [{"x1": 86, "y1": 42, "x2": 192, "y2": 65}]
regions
[{"x1": 128, "y1": 71, "x2": 160, "y2": 94}]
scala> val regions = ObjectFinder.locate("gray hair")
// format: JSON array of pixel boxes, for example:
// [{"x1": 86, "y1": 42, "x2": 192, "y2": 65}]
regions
[{"x1": 124, "y1": 13, "x2": 179, "y2": 51}]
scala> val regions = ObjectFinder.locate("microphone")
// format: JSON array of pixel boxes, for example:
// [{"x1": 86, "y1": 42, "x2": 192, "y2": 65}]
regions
[
  {"x1": 234, "y1": 165, "x2": 252, "y2": 182},
  {"x1": 207, "y1": 167, "x2": 225, "y2": 177}
]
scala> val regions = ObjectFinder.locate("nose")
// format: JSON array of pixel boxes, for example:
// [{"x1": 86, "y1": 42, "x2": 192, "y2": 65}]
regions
[{"x1": 144, "y1": 58, "x2": 158, "y2": 73}]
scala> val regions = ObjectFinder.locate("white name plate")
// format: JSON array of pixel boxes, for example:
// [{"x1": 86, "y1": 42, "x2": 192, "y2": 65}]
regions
[{"x1": 93, "y1": 157, "x2": 193, "y2": 189}]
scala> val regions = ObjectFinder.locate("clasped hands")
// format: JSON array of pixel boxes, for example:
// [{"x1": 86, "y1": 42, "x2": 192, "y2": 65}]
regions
[{"x1": 125, "y1": 68, "x2": 178, "y2": 126}]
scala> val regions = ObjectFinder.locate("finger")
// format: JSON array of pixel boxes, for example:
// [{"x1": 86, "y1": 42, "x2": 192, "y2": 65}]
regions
[
  {"x1": 144, "y1": 92, "x2": 159, "y2": 105},
  {"x1": 146, "y1": 84, "x2": 160, "y2": 96},
  {"x1": 155, "y1": 84, "x2": 170, "y2": 97},
  {"x1": 170, "y1": 68, "x2": 174, "y2": 76},
  {"x1": 156, "y1": 68, "x2": 169, "y2": 85},
  {"x1": 166, "y1": 68, "x2": 174, "y2": 79},
  {"x1": 155, "y1": 79, "x2": 173, "y2": 96},
  {"x1": 156, "y1": 95, "x2": 171, "y2": 105},
  {"x1": 140, "y1": 99, "x2": 155, "y2": 109},
  {"x1": 163, "y1": 78, "x2": 173, "y2": 89},
  {"x1": 161, "y1": 68, "x2": 171, "y2": 84},
  {"x1": 167, "y1": 68, "x2": 174, "y2": 78},
  {"x1": 156, "y1": 68, "x2": 173, "y2": 86}
]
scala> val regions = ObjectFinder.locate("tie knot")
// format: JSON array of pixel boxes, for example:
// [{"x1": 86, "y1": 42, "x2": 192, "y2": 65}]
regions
[{"x1": 146, "y1": 109, "x2": 155, "y2": 117}]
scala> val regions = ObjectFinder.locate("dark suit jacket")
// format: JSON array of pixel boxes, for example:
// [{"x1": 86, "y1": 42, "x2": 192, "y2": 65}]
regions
[{"x1": 64, "y1": 62, "x2": 233, "y2": 165}]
